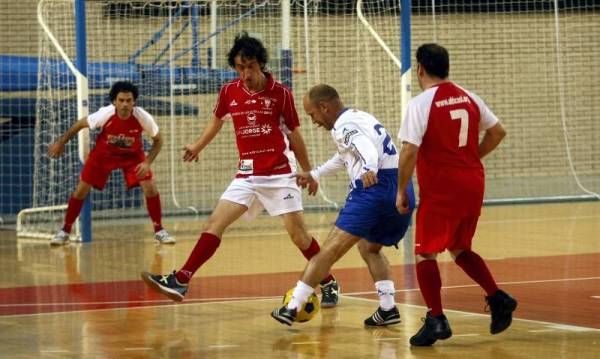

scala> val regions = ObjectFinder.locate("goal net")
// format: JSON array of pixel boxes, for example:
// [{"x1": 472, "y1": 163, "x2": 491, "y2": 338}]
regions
[
  {"x1": 409, "y1": 0, "x2": 600, "y2": 202},
  {"x1": 17, "y1": 0, "x2": 599, "y2": 239}
]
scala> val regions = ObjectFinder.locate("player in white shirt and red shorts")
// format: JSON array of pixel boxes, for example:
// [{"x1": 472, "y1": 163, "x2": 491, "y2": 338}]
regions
[
  {"x1": 48, "y1": 81, "x2": 174, "y2": 245},
  {"x1": 396, "y1": 43, "x2": 517, "y2": 346},
  {"x1": 141, "y1": 32, "x2": 339, "y2": 306},
  {"x1": 271, "y1": 84, "x2": 415, "y2": 327}
]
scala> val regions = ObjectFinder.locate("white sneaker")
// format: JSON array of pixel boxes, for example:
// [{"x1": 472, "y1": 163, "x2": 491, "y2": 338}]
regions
[
  {"x1": 50, "y1": 230, "x2": 70, "y2": 246},
  {"x1": 154, "y1": 229, "x2": 175, "y2": 244}
]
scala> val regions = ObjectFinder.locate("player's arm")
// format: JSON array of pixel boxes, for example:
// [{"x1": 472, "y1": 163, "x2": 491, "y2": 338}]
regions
[
  {"x1": 309, "y1": 153, "x2": 345, "y2": 181},
  {"x1": 288, "y1": 127, "x2": 319, "y2": 195},
  {"x1": 145, "y1": 132, "x2": 163, "y2": 164},
  {"x1": 47, "y1": 117, "x2": 89, "y2": 158},
  {"x1": 295, "y1": 153, "x2": 345, "y2": 195},
  {"x1": 135, "y1": 131, "x2": 163, "y2": 178},
  {"x1": 183, "y1": 114, "x2": 224, "y2": 162},
  {"x1": 396, "y1": 141, "x2": 418, "y2": 214},
  {"x1": 347, "y1": 133, "x2": 380, "y2": 188},
  {"x1": 479, "y1": 122, "x2": 506, "y2": 159},
  {"x1": 288, "y1": 128, "x2": 312, "y2": 172}
]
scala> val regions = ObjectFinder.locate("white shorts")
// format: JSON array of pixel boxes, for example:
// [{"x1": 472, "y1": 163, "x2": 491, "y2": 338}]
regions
[{"x1": 220, "y1": 174, "x2": 303, "y2": 219}]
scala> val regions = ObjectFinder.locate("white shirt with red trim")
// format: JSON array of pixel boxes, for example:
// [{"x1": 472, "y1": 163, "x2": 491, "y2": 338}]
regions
[{"x1": 87, "y1": 105, "x2": 158, "y2": 155}]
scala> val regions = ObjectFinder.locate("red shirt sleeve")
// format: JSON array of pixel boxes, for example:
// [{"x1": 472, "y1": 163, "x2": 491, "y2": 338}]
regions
[
  {"x1": 213, "y1": 84, "x2": 230, "y2": 120},
  {"x1": 281, "y1": 87, "x2": 300, "y2": 131}
]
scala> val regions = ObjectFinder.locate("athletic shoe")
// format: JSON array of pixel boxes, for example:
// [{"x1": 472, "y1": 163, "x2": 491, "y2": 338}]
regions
[
  {"x1": 271, "y1": 306, "x2": 297, "y2": 326},
  {"x1": 410, "y1": 311, "x2": 453, "y2": 346},
  {"x1": 364, "y1": 306, "x2": 401, "y2": 327},
  {"x1": 141, "y1": 271, "x2": 187, "y2": 301},
  {"x1": 154, "y1": 229, "x2": 175, "y2": 244},
  {"x1": 486, "y1": 289, "x2": 518, "y2": 334},
  {"x1": 320, "y1": 278, "x2": 340, "y2": 308},
  {"x1": 50, "y1": 230, "x2": 70, "y2": 246}
]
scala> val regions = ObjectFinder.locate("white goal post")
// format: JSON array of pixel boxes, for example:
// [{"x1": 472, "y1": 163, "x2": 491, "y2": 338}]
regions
[{"x1": 16, "y1": 0, "x2": 89, "y2": 240}]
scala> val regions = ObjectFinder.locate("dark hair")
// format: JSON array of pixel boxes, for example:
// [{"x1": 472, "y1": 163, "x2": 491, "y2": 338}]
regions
[
  {"x1": 227, "y1": 31, "x2": 268, "y2": 70},
  {"x1": 416, "y1": 43, "x2": 449, "y2": 79},
  {"x1": 109, "y1": 81, "x2": 139, "y2": 101},
  {"x1": 307, "y1": 84, "x2": 340, "y2": 105}
]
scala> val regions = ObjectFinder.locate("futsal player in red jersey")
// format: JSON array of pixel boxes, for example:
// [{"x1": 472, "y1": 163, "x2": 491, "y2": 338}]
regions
[
  {"x1": 396, "y1": 43, "x2": 517, "y2": 346},
  {"x1": 141, "y1": 32, "x2": 339, "y2": 306},
  {"x1": 47, "y1": 81, "x2": 174, "y2": 245}
]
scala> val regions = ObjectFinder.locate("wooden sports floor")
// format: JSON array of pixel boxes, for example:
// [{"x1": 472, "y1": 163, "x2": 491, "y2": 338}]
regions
[{"x1": 0, "y1": 201, "x2": 598, "y2": 358}]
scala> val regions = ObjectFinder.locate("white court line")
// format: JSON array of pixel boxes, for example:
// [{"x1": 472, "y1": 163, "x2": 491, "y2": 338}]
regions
[
  {"x1": 529, "y1": 329, "x2": 556, "y2": 333},
  {"x1": 12, "y1": 274, "x2": 594, "y2": 309},
  {"x1": 346, "y1": 276, "x2": 600, "y2": 296},
  {"x1": 478, "y1": 214, "x2": 600, "y2": 225},
  {"x1": 208, "y1": 344, "x2": 240, "y2": 349},
  {"x1": 124, "y1": 347, "x2": 153, "y2": 351},
  {"x1": 2, "y1": 276, "x2": 598, "y2": 311},
  {"x1": 347, "y1": 296, "x2": 600, "y2": 332},
  {"x1": 2, "y1": 277, "x2": 599, "y2": 332}
]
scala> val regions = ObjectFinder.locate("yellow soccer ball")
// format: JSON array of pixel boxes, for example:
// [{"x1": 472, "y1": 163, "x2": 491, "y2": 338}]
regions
[{"x1": 282, "y1": 288, "x2": 320, "y2": 323}]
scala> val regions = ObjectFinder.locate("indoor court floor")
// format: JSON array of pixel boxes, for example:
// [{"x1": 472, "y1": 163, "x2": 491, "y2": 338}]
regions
[{"x1": 0, "y1": 201, "x2": 598, "y2": 358}]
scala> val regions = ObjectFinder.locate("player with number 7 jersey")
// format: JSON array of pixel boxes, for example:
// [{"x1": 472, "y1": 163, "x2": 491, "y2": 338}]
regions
[
  {"x1": 396, "y1": 43, "x2": 513, "y2": 347},
  {"x1": 399, "y1": 79, "x2": 499, "y2": 218}
]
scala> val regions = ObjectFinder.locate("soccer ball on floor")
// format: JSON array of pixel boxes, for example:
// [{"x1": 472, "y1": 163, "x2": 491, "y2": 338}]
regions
[{"x1": 283, "y1": 288, "x2": 320, "y2": 323}]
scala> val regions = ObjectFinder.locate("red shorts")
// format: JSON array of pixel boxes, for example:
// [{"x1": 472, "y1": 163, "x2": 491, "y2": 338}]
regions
[
  {"x1": 414, "y1": 208, "x2": 479, "y2": 255},
  {"x1": 80, "y1": 150, "x2": 152, "y2": 190}
]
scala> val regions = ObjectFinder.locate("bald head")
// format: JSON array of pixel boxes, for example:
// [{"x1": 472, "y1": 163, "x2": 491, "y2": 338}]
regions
[
  {"x1": 303, "y1": 84, "x2": 344, "y2": 131},
  {"x1": 306, "y1": 84, "x2": 341, "y2": 106}
]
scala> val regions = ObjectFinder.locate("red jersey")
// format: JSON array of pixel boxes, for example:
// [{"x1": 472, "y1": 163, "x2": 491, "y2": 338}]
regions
[
  {"x1": 213, "y1": 73, "x2": 300, "y2": 177},
  {"x1": 398, "y1": 82, "x2": 499, "y2": 217},
  {"x1": 87, "y1": 105, "x2": 159, "y2": 156}
]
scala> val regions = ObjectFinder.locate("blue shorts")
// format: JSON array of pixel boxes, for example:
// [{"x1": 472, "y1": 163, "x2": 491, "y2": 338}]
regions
[{"x1": 335, "y1": 169, "x2": 415, "y2": 247}]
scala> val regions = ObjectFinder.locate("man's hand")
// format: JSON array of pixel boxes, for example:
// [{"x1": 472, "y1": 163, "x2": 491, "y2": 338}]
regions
[
  {"x1": 135, "y1": 161, "x2": 151, "y2": 178},
  {"x1": 294, "y1": 172, "x2": 318, "y2": 196},
  {"x1": 396, "y1": 190, "x2": 410, "y2": 214},
  {"x1": 47, "y1": 142, "x2": 65, "y2": 159},
  {"x1": 182, "y1": 144, "x2": 200, "y2": 162},
  {"x1": 360, "y1": 170, "x2": 378, "y2": 188}
]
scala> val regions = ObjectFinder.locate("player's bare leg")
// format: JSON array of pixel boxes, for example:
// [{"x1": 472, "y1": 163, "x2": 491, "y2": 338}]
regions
[
  {"x1": 282, "y1": 211, "x2": 340, "y2": 307},
  {"x1": 272, "y1": 226, "x2": 358, "y2": 325},
  {"x1": 358, "y1": 240, "x2": 401, "y2": 326}
]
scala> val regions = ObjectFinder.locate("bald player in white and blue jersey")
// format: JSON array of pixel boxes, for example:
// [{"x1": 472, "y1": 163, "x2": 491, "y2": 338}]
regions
[{"x1": 272, "y1": 84, "x2": 415, "y2": 327}]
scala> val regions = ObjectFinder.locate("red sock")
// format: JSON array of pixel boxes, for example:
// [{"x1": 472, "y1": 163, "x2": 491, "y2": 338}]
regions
[
  {"x1": 416, "y1": 259, "x2": 443, "y2": 316},
  {"x1": 455, "y1": 250, "x2": 499, "y2": 296},
  {"x1": 63, "y1": 197, "x2": 84, "y2": 233},
  {"x1": 176, "y1": 232, "x2": 221, "y2": 283},
  {"x1": 145, "y1": 194, "x2": 163, "y2": 232},
  {"x1": 301, "y1": 238, "x2": 334, "y2": 285}
]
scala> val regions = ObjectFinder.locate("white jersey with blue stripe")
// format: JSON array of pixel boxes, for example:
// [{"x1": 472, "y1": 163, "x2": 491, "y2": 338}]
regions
[{"x1": 311, "y1": 108, "x2": 398, "y2": 188}]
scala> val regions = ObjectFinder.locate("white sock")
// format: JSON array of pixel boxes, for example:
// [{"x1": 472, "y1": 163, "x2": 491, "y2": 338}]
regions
[
  {"x1": 287, "y1": 280, "x2": 314, "y2": 310},
  {"x1": 375, "y1": 280, "x2": 396, "y2": 311}
]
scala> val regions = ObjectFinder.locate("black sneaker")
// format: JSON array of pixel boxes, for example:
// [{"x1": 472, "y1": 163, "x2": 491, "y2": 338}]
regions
[
  {"x1": 364, "y1": 306, "x2": 401, "y2": 327},
  {"x1": 320, "y1": 278, "x2": 340, "y2": 308},
  {"x1": 486, "y1": 289, "x2": 518, "y2": 334},
  {"x1": 271, "y1": 306, "x2": 297, "y2": 326},
  {"x1": 141, "y1": 271, "x2": 188, "y2": 302},
  {"x1": 410, "y1": 311, "x2": 452, "y2": 346}
]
